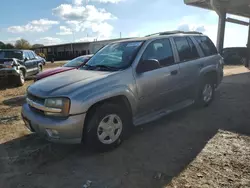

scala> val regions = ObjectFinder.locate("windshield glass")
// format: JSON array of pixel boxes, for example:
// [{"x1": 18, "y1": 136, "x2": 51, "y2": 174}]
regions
[
  {"x1": 63, "y1": 56, "x2": 89, "y2": 67},
  {"x1": 82, "y1": 41, "x2": 143, "y2": 70},
  {"x1": 0, "y1": 51, "x2": 23, "y2": 60}
]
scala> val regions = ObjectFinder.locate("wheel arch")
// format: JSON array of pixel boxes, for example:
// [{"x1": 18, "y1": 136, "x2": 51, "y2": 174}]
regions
[
  {"x1": 202, "y1": 70, "x2": 218, "y2": 86},
  {"x1": 19, "y1": 67, "x2": 27, "y2": 77},
  {"x1": 82, "y1": 95, "x2": 133, "y2": 141}
]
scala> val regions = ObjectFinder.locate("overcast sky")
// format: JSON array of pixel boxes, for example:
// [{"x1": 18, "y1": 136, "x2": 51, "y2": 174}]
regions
[{"x1": 0, "y1": 0, "x2": 249, "y2": 47}]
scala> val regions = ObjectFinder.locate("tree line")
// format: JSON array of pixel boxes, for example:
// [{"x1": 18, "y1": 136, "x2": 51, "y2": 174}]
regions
[{"x1": 0, "y1": 39, "x2": 44, "y2": 50}]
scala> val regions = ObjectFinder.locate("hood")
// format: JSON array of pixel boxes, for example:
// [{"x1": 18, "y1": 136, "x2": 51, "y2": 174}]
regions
[
  {"x1": 29, "y1": 69, "x2": 114, "y2": 97},
  {"x1": 36, "y1": 67, "x2": 74, "y2": 80}
]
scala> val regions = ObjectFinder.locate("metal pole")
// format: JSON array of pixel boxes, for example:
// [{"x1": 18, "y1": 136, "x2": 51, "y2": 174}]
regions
[
  {"x1": 246, "y1": 19, "x2": 250, "y2": 68},
  {"x1": 216, "y1": 10, "x2": 226, "y2": 53}
]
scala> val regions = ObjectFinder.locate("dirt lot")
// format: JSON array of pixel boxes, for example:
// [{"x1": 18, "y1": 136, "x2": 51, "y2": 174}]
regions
[{"x1": 0, "y1": 65, "x2": 250, "y2": 188}]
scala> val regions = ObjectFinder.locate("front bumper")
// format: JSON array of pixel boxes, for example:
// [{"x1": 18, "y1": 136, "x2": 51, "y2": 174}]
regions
[
  {"x1": 21, "y1": 103, "x2": 86, "y2": 144},
  {"x1": 0, "y1": 68, "x2": 20, "y2": 80}
]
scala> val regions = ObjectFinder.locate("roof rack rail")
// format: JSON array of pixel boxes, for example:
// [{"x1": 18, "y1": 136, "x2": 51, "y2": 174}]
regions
[{"x1": 145, "y1": 30, "x2": 202, "y2": 37}]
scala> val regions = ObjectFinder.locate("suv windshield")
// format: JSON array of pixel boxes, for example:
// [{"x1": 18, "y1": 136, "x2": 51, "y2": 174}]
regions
[
  {"x1": 0, "y1": 50, "x2": 23, "y2": 60},
  {"x1": 82, "y1": 41, "x2": 143, "y2": 71},
  {"x1": 63, "y1": 56, "x2": 88, "y2": 68}
]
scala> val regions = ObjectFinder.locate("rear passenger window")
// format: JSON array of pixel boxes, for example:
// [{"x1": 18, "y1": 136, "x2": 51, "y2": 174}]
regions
[
  {"x1": 194, "y1": 36, "x2": 218, "y2": 56},
  {"x1": 187, "y1": 37, "x2": 200, "y2": 59},
  {"x1": 141, "y1": 38, "x2": 175, "y2": 67},
  {"x1": 174, "y1": 37, "x2": 198, "y2": 62}
]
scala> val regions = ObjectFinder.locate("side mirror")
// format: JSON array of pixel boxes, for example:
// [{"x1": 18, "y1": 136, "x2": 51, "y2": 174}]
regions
[
  {"x1": 136, "y1": 59, "x2": 160, "y2": 73},
  {"x1": 24, "y1": 57, "x2": 28, "y2": 62}
]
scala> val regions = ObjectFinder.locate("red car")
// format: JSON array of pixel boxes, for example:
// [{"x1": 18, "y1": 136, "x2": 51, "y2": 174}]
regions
[{"x1": 35, "y1": 55, "x2": 93, "y2": 81}]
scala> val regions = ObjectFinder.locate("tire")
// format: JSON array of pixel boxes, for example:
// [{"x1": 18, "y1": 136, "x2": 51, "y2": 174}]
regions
[
  {"x1": 241, "y1": 58, "x2": 248, "y2": 67},
  {"x1": 84, "y1": 103, "x2": 129, "y2": 152},
  {"x1": 37, "y1": 65, "x2": 43, "y2": 74},
  {"x1": 195, "y1": 77, "x2": 215, "y2": 107},
  {"x1": 16, "y1": 70, "x2": 25, "y2": 86}
]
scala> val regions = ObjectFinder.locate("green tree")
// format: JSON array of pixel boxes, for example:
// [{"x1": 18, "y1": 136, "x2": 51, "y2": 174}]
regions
[
  {"x1": 5, "y1": 43, "x2": 15, "y2": 49},
  {"x1": 0, "y1": 41, "x2": 5, "y2": 49},
  {"x1": 15, "y1": 39, "x2": 31, "y2": 49}
]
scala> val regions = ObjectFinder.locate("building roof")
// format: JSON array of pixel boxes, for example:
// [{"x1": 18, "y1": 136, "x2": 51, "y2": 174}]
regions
[
  {"x1": 34, "y1": 38, "x2": 131, "y2": 49},
  {"x1": 184, "y1": 0, "x2": 250, "y2": 18}
]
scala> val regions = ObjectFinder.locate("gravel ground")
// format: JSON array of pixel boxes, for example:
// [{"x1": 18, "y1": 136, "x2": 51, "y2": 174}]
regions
[{"x1": 0, "y1": 65, "x2": 250, "y2": 188}]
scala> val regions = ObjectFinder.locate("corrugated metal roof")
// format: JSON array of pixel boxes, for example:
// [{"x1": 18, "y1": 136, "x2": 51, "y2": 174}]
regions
[{"x1": 184, "y1": 0, "x2": 250, "y2": 18}]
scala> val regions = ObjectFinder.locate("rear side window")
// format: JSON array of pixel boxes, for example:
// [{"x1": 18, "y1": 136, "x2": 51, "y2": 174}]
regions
[
  {"x1": 174, "y1": 37, "x2": 199, "y2": 62},
  {"x1": 141, "y1": 38, "x2": 175, "y2": 67},
  {"x1": 187, "y1": 37, "x2": 200, "y2": 58},
  {"x1": 194, "y1": 36, "x2": 218, "y2": 56}
]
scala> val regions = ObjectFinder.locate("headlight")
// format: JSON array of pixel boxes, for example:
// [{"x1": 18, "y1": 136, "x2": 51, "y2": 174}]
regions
[{"x1": 44, "y1": 98, "x2": 70, "y2": 117}]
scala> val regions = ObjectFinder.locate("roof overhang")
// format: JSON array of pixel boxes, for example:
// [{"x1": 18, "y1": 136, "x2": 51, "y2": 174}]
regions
[{"x1": 184, "y1": 0, "x2": 250, "y2": 18}]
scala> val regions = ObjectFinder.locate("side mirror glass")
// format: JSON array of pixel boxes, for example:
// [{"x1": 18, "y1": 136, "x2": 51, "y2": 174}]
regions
[
  {"x1": 136, "y1": 59, "x2": 160, "y2": 73},
  {"x1": 24, "y1": 57, "x2": 28, "y2": 62}
]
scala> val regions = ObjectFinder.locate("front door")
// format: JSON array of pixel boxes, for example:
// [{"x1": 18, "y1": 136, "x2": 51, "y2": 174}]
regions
[
  {"x1": 23, "y1": 52, "x2": 33, "y2": 76},
  {"x1": 135, "y1": 38, "x2": 180, "y2": 116}
]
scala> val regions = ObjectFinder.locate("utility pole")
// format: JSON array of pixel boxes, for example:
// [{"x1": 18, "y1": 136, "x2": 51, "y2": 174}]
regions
[{"x1": 120, "y1": 32, "x2": 122, "y2": 39}]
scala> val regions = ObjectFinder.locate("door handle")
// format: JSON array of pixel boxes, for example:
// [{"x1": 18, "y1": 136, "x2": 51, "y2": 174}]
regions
[{"x1": 170, "y1": 70, "x2": 178, "y2": 76}]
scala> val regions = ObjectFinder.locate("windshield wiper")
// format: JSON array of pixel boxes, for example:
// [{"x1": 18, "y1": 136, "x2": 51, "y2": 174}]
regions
[
  {"x1": 94, "y1": 65, "x2": 119, "y2": 71},
  {"x1": 83, "y1": 64, "x2": 120, "y2": 71}
]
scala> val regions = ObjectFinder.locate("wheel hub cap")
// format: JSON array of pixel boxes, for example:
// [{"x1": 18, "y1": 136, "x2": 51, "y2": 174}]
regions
[
  {"x1": 203, "y1": 84, "x2": 212, "y2": 103},
  {"x1": 97, "y1": 114, "x2": 123, "y2": 144}
]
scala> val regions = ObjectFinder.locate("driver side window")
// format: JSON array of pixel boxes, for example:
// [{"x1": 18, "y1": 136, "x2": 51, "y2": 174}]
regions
[
  {"x1": 141, "y1": 38, "x2": 175, "y2": 67},
  {"x1": 24, "y1": 52, "x2": 30, "y2": 60}
]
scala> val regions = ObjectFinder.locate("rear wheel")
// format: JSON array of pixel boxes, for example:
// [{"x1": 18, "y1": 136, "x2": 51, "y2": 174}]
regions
[
  {"x1": 38, "y1": 65, "x2": 43, "y2": 73},
  {"x1": 84, "y1": 103, "x2": 129, "y2": 152},
  {"x1": 16, "y1": 70, "x2": 25, "y2": 86},
  {"x1": 195, "y1": 77, "x2": 215, "y2": 107}
]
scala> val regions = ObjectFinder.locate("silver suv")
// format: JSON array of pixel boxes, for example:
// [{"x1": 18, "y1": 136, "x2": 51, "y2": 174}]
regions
[{"x1": 21, "y1": 31, "x2": 224, "y2": 151}]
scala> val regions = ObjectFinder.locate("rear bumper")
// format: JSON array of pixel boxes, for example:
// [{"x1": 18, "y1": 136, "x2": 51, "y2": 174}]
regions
[
  {"x1": 21, "y1": 103, "x2": 86, "y2": 144},
  {"x1": 0, "y1": 68, "x2": 20, "y2": 80}
]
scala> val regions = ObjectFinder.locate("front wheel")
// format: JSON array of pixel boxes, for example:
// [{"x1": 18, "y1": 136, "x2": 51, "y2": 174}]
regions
[
  {"x1": 84, "y1": 103, "x2": 128, "y2": 152},
  {"x1": 195, "y1": 78, "x2": 215, "y2": 107}
]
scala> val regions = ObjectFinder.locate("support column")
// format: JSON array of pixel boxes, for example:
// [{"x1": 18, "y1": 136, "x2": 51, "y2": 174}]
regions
[
  {"x1": 216, "y1": 11, "x2": 226, "y2": 53},
  {"x1": 246, "y1": 20, "x2": 250, "y2": 68}
]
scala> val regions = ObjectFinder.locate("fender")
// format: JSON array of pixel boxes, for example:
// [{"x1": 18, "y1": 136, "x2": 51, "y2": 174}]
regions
[
  {"x1": 70, "y1": 85, "x2": 138, "y2": 115},
  {"x1": 199, "y1": 64, "x2": 217, "y2": 78},
  {"x1": 12, "y1": 58, "x2": 27, "y2": 75}
]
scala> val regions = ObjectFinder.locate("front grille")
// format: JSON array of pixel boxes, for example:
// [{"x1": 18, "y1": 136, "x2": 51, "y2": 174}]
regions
[
  {"x1": 29, "y1": 105, "x2": 45, "y2": 115},
  {"x1": 27, "y1": 93, "x2": 46, "y2": 115},
  {"x1": 27, "y1": 93, "x2": 45, "y2": 105}
]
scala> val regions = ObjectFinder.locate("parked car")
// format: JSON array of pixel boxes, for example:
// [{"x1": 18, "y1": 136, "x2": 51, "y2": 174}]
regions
[
  {"x1": 222, "y1": 47, "x2": 248, "y2": 65},
  {"x1": 0, "y1": 49, "x2": 43, "y2": 86},
  {"x1": 35, "y1": 55, "x2": 93, "y2": 81},
  {"x1": 22, "y1": 32, "x2": 224, "y2": 151}
]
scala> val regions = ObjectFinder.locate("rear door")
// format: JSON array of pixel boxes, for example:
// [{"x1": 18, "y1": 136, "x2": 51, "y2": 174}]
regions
[
  {"x1": 28, "y1": 51, "x2": 38, "y2": 74},
  {"x1": 172, "y1": 36, "x2": 201, "y2": 101}
]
